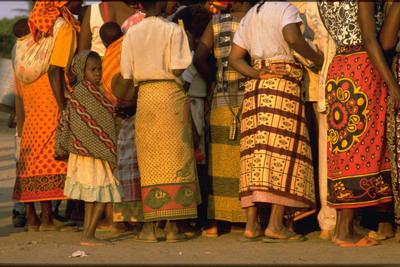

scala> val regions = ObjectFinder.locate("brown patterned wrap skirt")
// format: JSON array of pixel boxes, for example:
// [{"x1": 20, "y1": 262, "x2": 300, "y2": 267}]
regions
[{"x1": 239, "y1": 59, "x2": 315, "y2": 209}]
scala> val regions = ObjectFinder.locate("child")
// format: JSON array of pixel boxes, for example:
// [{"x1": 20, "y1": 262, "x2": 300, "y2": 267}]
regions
[{"x1": 60, "y1": 50, "x2": 123, "y2": 246}]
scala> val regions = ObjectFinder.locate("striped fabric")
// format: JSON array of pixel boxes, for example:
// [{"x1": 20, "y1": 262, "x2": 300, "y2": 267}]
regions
[
  {"x1": 207, "y1": 13, "x2": 247, "y2": 222},
  {"x1": 211, "y1": 13, "x2": 246, "y2": 109}
]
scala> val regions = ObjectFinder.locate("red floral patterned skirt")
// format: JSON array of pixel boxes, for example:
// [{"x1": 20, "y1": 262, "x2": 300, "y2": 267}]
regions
[{"x1": 326, "y1": 48, "x2": 392, "y2": 209}]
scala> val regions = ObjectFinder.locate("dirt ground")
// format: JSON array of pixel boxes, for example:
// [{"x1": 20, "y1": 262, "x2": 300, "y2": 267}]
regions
[{"x1": 0, "y1": 112, "x2": 400, "y2": 266}]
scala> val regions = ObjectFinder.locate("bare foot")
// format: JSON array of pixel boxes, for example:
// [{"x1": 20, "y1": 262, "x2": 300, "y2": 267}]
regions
[
  {"x1": 377, "y1": 222, "x2": 394, "y2": 238},
  {"x1": 202, "y1": 221, "x2": 218, "y2": 237},
  {"x1": 264, "y1": 227, "x2": 303, "y2": 240},
  {"x1": 39, "y1": 223, "x2": 57, "y2": 232},
  {"x1": 319, "y1": 230, "x2": 333, "y2": 240},
  {"x1": 80, "y1": 237, "x2": 112, "y2": 246},
  {"x1": 136, "y1": 222, "x2": 158, "y2": 242},
  {"x1": 395, "y1": 227, "x2": 400, "y2": 242}
]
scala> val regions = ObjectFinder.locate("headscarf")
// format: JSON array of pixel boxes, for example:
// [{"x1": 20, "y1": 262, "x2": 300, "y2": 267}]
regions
[
  {"x1": 57, "y1": 50, "x2": 117, "y2": 166},
  {"x1": 28, "y1": 1, "x2": 80, "y2": 42}
]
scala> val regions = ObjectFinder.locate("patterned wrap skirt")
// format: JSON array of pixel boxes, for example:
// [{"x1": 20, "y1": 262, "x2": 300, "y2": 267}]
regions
[
  {"x1": 13, "y1": 74, "x2": 67, "y2": 202},
  {"x1": 326, "y1": 46, "x2": 392, "y2": 208},
  {"x1": 208, "y1": 102, "x2": 247, "y2": 222},
  {"x1": 135, "y1": 80, "x2": 199, "y2": 221},
  {"x1": 388, "y1": 53, "x2": 400, "y2": 223},
  {"x1": 240, "y1": 59, "x2": 315, "y2": 209},
  {"x1": 113, "y1": 116, "x2": 143, "y2": 222}
]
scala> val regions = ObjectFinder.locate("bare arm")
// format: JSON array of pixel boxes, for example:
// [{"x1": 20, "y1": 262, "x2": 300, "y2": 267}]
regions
[
  {"x1": 48, "y1": 65, "x2": 66, "y2": 110},
  {"x1": 111, "y1": 73, "x2": 134, "y2": 101},
  {"x1": 379, "y1": 2, "x2": 400, "y2": 51},
  {"x1": 283, "y1": 23, "x2": 324, "y2": 68},
  {"x1": 14, "y1": 78, "x2": 24, "y2": 136},
  {"x1": 228, "y1": 44, "x2": 259, "y2": 79},
  {"x1": 359, "y1": 1, "x2": 400, "y2": 106},
  {"x1": 78, "y1": 6, "x2": 92, "y2": 52},
  {"x1": 193, "y1": 21, "x2": 214, "y2": 83}
]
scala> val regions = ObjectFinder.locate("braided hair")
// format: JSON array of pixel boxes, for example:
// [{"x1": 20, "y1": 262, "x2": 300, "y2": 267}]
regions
[{"x1": 257, "y1": 0, "x2": 266, "y2": 13}]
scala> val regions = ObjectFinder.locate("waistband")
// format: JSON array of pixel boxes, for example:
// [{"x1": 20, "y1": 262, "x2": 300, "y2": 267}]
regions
[
  {"x1": 336, "y1": 45, "x2": 365, "y2": 55},
  {"x1": 251, "y1": 59, "x2": 303, "y2": 82}
]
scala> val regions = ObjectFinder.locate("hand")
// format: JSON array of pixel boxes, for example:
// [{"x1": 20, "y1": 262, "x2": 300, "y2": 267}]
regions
[
  {"x1": 115, "y1": 104, "x2": 137, "y2": 118},
  {"x1": 388, "y1": 83, "x2": 400, "y2": 109},
  {"x1": 314, "y1": 49, "x2": 324, "y2": 70}
]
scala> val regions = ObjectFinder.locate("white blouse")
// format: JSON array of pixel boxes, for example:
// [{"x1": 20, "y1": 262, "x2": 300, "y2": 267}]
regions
[
  {"x1": 233, "y1": 2, "x2": 302, "y2": 61},
  {"x1": 120, "y1": 17, "x2": 192, "y2": 82}
]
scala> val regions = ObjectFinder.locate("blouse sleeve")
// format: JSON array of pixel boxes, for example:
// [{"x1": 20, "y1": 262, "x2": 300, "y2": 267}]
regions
[
  {"x1": 170, "y1": 26, "x2": 192, "y2": 70},
  {"x1": 233, "y1": 18, "x2": 248, "y2": 50},
  {"x1": 120, "y1": 34, "x2": 134, "y2": 79},
  {"x1": 49, "y1": 23, "x2": 77, "y2": 68},
  {"x1": 281, "y1": 4, "x2": 302, "y2": 30}
]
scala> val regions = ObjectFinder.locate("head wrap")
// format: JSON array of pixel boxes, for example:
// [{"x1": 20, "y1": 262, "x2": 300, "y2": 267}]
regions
[{"x1": 28, "y1": 1, "x2": 80, "y2": 42}]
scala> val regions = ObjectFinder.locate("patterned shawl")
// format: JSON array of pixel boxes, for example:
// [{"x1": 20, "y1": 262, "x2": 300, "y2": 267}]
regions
[
  {"x1": 60, "y1": 50, "x2": 117, "y2": 166},
  {"x1": 29, "y1": 1, "x2": 80, "y2": 42}
]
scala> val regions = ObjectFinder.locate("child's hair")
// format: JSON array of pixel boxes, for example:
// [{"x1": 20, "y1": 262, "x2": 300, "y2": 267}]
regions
[
  {"x1": 99, "y1": 22, "x2": 123, "y2": 48},
  {"x1": 13, "y1": 18, "x2": 29, "y2": 38},
  {"x1": 87, "y1": 51, "x2": 101, "y2": 62}
]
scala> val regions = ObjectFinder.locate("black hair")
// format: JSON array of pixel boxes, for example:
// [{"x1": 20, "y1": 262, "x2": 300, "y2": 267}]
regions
[
  {"x1": 87, "y1": 51, "x2": 101, "y2": 61},
  {"x1": 257, "y1": 0, "x2": 266, "y2": 14},
  {"x1": 13, "y1": 18, "x2": 29, "y2": 38},
  {"x1": 172, "y1": 4, "x2": 211, "y2": 38},
  {"x1": 99, "y1": 22, "x2": 123, "y2": 48}
]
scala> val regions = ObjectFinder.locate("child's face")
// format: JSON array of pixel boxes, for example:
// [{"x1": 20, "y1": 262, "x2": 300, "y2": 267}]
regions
[{"x1": 84, "y1": 56, "x2": 102, "y2": 86}]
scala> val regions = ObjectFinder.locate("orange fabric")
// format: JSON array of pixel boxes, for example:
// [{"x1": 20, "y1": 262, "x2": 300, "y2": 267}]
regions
[
  {"x1": 13, "y1": 74, "x2": 67, "y2": 202},
  {"x1": 102, "y1": 37, "x2": 124, "y2": 106},
  {"x1": 28, "y1": 1, "x2": 80, "y2": 42}
]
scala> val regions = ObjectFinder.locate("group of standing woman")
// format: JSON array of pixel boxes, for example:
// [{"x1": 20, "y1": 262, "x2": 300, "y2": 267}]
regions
[{"x1": 10, "y1": 0, "x2": 400, "y2": 248}]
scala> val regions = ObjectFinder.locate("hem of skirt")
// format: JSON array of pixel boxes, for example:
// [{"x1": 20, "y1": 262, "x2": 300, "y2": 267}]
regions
[
  {"x1": 64, "y1": 179, "x2": 124, "y2": 203},
  {"x1": 143, "y1": 214, "x2": 198, "y2": 222},
  {"x1": 240, "y1": 188, "x2": 315, "y2": 208},
  {"x1": 327, "y1": 197, "x2": 392, "y2": 209},
  {"x1": 207, "y1": 214, "x2": 247, "y2": 223},
  {"x1": 14, "y1": 197, "x2": 67, "y2": 203}
]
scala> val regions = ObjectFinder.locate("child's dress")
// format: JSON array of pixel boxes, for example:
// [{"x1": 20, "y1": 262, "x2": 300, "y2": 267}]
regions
[{"x1": 60, "y1": 50, "x2": 123, "y2": 203}]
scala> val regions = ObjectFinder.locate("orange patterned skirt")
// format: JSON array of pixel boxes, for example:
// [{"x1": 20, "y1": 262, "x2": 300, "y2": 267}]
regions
[{"x1": 13, "y1": 74, "x2": 67, "y2": 202}]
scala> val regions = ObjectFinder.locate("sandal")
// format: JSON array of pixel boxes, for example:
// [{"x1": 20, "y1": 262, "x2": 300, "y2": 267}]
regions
[
  {"x1": 262, "y1": 230, "x2": 306, "y2": 243},
  {"x1": 337, "y1": 236, "x2": 380, "y2": 248},
  {"x1": 239, "y1": 235, "x2": 262, "y2": 242}
]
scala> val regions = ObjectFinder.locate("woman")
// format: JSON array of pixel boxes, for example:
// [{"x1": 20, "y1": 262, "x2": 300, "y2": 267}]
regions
[
  {"x1": 12, "y1": 0, "x2": 81, "y2": 231},
  {"x1": 78, "y1": 0, "x2": 142, "y2": 56},
  {"x1": 229, "y1": 1, "x2": 322, "y2": 242},
  {"x1": 193, "y1": 1, "x2": 254, "y2": 237},
  {"x1": 318, "y1": 1, "x2": 400, "y2": 247},
  {"x1": 120, "y1": 1, "x2": 199, "y2": 242}
]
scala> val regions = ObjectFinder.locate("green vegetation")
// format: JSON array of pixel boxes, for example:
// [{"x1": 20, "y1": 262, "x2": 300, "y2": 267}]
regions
[{"x1": 0, "y1": 16, "x2": 26, "y2": 59}]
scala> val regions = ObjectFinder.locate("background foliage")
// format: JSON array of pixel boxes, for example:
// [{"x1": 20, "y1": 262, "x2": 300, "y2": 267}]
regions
[{"x1": 0, "y1": 16, "x2": 25, "y2": 59}]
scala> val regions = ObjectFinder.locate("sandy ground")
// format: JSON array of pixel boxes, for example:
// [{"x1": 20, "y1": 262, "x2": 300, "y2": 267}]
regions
[{"x1": 1, "y1": 112, "x2": 400, "y2": 265}]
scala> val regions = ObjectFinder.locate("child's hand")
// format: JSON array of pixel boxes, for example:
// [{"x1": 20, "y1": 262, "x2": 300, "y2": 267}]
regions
[{"x1": 115, "y1": 105, "x2": 136, "y2": 118}]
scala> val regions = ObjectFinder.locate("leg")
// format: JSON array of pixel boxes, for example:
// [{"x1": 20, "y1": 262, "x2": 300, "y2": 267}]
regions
[
  {"x1": 243, "y1": 206, "x2": 261, "y2": 238},
  {"x1": 333, "y1": 208, "x2": 379, "y2": 247},
  {"x1": 202, "y1": 220, "x2": 219, "y2": 237},
  {"x1": 164, "y1": 220, "x2": 186, "y2": 242},
  {"x1": 39, "y1": 201, "x2": 56, "y2": 231},
  {"x1": 104, "y1": 203, "x2": 127, "y2": 234},
  {"x1": 81, "y1": 202, "x2": 110, "y2": 246},
  {"x1": 264, "y1": 204, "x2": 303, "y2": 241},
  {"x1": 25, "y1": 202, "x2": 40, "y2": 231},
  {"x1": 137, "y1": 221, "x2": 158, "y2": 242}
]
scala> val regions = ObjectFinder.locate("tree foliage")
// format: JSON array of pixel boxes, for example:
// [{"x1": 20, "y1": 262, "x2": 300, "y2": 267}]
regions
[{"x1": 0, "y1": 16, "x2": 26, "y2": 59}]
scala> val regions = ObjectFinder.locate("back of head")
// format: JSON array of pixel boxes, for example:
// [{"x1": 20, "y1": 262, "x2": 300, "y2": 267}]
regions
[
  {"x1": 100, "y1": 22, "x2": 123, "y2": 48},
  {"x1": 13, "y1": 18, "x2": 29, "y2": 38}
]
